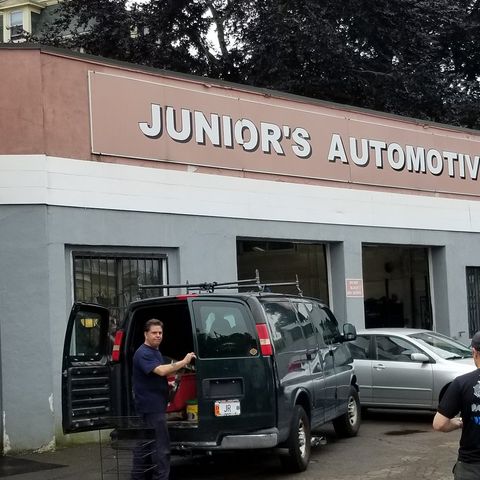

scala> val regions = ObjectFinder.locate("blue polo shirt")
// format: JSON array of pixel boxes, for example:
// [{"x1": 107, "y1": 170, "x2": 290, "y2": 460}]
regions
[{"x1": 132, "y1": 343, "x2": 169, "y2": 414}]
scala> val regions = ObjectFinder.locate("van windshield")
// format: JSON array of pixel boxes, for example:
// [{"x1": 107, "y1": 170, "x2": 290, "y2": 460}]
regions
[{"x1": 192, "y1": 300, "x2": 258, "y2": 358}]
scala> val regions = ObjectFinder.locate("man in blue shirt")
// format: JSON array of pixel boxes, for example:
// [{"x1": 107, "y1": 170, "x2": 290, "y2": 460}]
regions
[{"x1": 132, "y1": 318, "x2": 196, "y2": 480}]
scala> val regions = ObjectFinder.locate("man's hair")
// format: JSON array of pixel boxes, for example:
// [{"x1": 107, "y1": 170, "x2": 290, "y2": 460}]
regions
[
  {"x1": 144, "y1": 318, "x2": 164, "y2": 332},
  {"x1": 471, "y1": 331, "x2": 480, "y2": 351}
]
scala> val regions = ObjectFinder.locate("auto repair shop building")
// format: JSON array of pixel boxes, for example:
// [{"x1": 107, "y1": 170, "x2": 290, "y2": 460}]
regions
[{"x1": 1, "y1": 44, "x2": 480, "y2": 452}]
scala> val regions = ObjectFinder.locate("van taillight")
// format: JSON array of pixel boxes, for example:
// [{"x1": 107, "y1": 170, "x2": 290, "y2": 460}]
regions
[
  {"x1": 255, "y1": 324, "x2": 273, "y2": 356},
  {"x1": 112, "y1": 330, "x2": 124, "y2": 362}
]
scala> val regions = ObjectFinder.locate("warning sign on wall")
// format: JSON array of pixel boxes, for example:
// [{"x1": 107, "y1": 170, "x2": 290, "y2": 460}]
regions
[{"x1": 346, "y1": 279, "x2": 364, "y2": 298}]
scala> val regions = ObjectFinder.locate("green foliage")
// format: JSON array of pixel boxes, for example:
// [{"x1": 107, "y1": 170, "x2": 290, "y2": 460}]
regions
[{"x1": 34, "y1": 0, "x2": 480, "y2": 129}]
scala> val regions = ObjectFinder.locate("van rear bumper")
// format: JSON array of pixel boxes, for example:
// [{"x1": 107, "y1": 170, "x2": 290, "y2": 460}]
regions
[
  {"x1": 220, "y1": 428, "x2": 279, "y2": 449},
  {"x1": 171, "y1": 428, "x2": 279, "y2": 451}
]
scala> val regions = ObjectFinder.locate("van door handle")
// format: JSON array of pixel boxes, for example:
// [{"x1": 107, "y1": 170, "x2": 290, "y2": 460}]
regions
[{"x1": 373, "y1": 363, "x2": 386, "y2": 370}]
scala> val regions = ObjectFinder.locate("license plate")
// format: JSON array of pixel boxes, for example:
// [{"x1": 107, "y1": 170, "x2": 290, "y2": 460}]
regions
[{"x1": 214, "y1": 399, "x2": 241, "y2": 417}]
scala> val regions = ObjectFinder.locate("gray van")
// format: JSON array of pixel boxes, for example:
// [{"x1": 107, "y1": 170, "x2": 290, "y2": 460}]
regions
[{"x1": 62, "y1": 283, "x2": 360, "y2": 472}]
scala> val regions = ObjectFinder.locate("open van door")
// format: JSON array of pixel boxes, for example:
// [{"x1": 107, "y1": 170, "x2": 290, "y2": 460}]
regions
[{"x1": 62, "y1": 302, "x2": 113, "y2": 434}]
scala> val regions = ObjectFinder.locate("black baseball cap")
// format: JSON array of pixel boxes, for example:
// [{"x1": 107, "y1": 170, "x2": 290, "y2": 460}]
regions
[{"x1": 471, "y1": 332, "x2": 480, "y2": 350}]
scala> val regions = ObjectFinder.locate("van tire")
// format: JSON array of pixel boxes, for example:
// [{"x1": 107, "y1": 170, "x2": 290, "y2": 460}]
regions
[
  {"x1": 280, "y1": 405, "x2": 311, "y2": 472},
  {"x1": 332, "y1": 386, "x2": 361, "y2": 437}
]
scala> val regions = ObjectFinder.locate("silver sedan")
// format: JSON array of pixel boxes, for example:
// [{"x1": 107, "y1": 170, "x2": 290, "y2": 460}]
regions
[{"x1": 349, "y1": 328, "x2": 476, "y2": 410}]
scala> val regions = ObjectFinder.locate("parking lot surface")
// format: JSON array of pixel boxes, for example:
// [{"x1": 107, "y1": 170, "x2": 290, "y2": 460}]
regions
[{"x1": 1, "y1": 409, "x2": 459, "y2": 480}]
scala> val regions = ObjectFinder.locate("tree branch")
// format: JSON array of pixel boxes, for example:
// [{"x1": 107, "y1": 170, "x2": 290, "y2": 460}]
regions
[{"x1": 206, "y1": 1, "x2": 229, "y2": 60}]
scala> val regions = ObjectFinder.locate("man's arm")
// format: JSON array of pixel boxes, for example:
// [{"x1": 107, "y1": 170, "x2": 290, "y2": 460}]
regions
[
  {"x1": 152, "y1": 352, "x2": 196, "y2": 377},
  {"x1": 433, "y1": 412, "x2": 463, "y2": 432}
]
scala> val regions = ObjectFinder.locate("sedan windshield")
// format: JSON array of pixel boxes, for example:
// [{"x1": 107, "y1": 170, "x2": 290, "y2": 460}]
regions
[{"x1": 409, "y1": 332, "x2": 471, "y2": 359}]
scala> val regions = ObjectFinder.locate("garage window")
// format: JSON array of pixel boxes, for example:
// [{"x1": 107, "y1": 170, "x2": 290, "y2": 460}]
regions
[
  {"x1": 73, "y1": 253, "x2": 167, "y2": 330},
  {"x1": 237, "y1": 239, "x2": 328, "y2": 302}
]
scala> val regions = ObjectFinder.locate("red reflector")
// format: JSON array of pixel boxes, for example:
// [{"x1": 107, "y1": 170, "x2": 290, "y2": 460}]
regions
[
  {"x1": 176, "y1": 294, "x2": 198, "y2": 300},
  {"x1": 256, "y1": 324, "x2": 273, "y2": 356},
  {"x1": 112, "y1": 330, "x2": 124, "y2": 362}
]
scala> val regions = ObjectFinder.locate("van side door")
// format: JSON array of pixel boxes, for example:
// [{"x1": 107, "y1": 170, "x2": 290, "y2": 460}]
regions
[
  {"x1": 307, "y1": 303, "x2": 338, "y2": 421},
  {"x1": 261, "y1": 299, "x2": 313, "y2": 434},
  {"x1": 291, "y1": 300, "x2": 326, "y2": 428},
  {"x1": 62, "y1": 302, "x2": 113, "y2": 433},
  {"x1": 319, "y1": 306, "x2": 354, "y2": 416}
]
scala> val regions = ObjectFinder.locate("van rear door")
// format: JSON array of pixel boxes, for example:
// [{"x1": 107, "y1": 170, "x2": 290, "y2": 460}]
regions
[
  {"x1": 189, "y1": 298, "x2": 276, "y2": 442},
  {"x1": 62, "y1": 302, "x2": 113, "y2": 433}
]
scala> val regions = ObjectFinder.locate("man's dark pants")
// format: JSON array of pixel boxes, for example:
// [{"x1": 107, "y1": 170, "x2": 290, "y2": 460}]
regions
[
  {"x1": 131, "y1": 413, "x2": 170, "y2": 480},
  {"x1": 454, "y1": 461, "x2": 480, "y2": 480}
]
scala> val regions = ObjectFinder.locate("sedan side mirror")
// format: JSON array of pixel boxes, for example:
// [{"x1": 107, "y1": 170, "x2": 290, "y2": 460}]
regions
[
  {"x1": 342, "y1": 323, "x2": 357, "y2": 342},
  {"x1": 411, "y1": 352, "x2": 430, "y2": 363}
]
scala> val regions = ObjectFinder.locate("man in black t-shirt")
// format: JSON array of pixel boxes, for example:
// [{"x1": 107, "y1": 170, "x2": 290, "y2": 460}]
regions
[
  {"x1": 131, "y1": 318, "x2": 196, "y2": 480},
  {"x1": 433, "y1": 331, "x2": 480, "y2": 480}
]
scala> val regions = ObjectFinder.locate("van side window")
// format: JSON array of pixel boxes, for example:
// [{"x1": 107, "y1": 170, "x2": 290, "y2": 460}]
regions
[
  {"x1": 321, "y1": 308, "x2": 342, "y2": 344},
  {"x1": 262, "y1": 300, "x2": 305, "y2": 352},
  {"x1": 291, "y1": 301, "x2": 318, "y2": 350},
  {"x1": 308, "y1": 305, "x2": 341, "y2": 346},
  {"x1": 301, "y1": 302, "x2": 324, "y2": 347},
  {"x1": 192, "y1": 301, "x2": 258, "y2": 358}
]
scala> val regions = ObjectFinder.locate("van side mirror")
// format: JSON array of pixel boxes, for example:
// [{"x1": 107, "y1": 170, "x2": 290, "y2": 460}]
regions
[{"x1": 342, "y1": 323, "x2": 357, "y2": 342}]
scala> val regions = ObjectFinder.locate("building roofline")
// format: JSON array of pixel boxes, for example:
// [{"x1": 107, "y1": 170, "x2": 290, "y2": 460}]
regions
[{"x1": 1, "y1": 42, "x2": 479, "y2": 137}]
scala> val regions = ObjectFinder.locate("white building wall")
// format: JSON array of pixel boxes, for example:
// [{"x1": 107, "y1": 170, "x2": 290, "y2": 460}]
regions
[{"x1": 2, "y1": 154, "x2": 480, "y2": 232}]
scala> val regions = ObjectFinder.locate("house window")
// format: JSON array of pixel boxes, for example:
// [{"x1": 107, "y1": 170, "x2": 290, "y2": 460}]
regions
[
  {"x1": 0, "y1": 15, "x2": 4, "y2": 42},
  {"x1": 31, "y1": 11, "x2": 40, "y2": 35},
  {"x1": 9, "y1": 10, "x2": 23, "y2": 41},
  {"x1": 73, "y1": 254, "x2": 167, "y2": 331},
  {"x1": 466, "y1": 267, "x2": 480, "y2": 336}
]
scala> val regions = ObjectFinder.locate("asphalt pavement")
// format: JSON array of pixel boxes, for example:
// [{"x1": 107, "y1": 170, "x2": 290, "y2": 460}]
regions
[{"x1": 0, "y1": 409, "x2": 460, "y2": 480}]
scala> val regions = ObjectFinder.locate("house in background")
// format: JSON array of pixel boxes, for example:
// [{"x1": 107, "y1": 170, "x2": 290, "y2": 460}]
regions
[{"x1": 0, "y1": 0, "x2": 58, "y2": 42}]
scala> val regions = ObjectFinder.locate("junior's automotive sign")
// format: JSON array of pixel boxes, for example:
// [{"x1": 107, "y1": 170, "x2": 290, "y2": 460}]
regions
[{"x1": 89, "y1": 71, "x2": 480, "y2": 197}]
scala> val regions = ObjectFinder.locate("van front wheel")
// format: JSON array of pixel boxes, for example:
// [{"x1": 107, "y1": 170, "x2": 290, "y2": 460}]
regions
[
  {"x1": 280, "y1": 405, "x2": 311, "y2": 472},
  {"x1": 332, "y1": 386, "x2": 361, "y2": 437}
]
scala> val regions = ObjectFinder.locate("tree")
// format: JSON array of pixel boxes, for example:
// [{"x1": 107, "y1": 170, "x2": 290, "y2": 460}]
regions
[
  {"x1": 38, "y1": 0, "x2": 242, "y2": 78},
  {"x1": 35, "y1": 0, "x2": 480, "y2": 129},
  {"x1": 240, "y1": 0, "x2": 480, "y2": 128}
]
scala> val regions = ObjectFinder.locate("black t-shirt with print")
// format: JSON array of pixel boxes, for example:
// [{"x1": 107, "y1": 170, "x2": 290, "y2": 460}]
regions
[{"x1": 438, "y1": 368, "x2": 480, "y2": 463}]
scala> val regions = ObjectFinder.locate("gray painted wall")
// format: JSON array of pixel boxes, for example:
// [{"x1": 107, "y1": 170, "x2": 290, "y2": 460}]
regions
[
  {"x1": 0, "y1": 206, "x2": 54, "y2": 451},
  {"x1": 1, "y1": 203, "x2": 479, "y2": 452}
]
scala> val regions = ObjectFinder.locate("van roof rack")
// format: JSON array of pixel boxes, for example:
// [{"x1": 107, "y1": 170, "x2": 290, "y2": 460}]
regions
[{"x1": 138, "y1": 269, "x2": 303, "y2": 296}]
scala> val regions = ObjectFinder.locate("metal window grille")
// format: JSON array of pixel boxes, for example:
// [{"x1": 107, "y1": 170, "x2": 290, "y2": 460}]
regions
[
  {"x1": 466, "y1": 267, "x2": 480, "y2": 337},
  {"x1": 73, "y1": 254, "x2": 166, "y2": 325}
]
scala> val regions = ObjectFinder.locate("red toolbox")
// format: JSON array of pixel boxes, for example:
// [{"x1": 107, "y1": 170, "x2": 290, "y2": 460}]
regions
[{"x1": 167, "y1": 373, "x2": 197, "y2": 413}]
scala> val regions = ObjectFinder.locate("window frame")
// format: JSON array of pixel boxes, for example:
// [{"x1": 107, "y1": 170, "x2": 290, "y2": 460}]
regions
[
  {"x1": 9, "y1": 10, "x2": 23, "y2": 41},
  {"x1": 72, "y1": 251, "x2": 168, "y2": 323}
]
